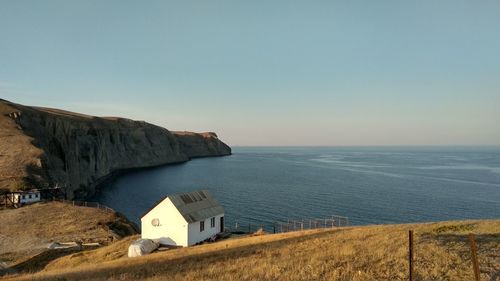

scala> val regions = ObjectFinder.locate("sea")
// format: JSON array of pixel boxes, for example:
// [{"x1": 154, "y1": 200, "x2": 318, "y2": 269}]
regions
[{"x1": 93, "y1": 146, "x2": 500, "y2": 229}]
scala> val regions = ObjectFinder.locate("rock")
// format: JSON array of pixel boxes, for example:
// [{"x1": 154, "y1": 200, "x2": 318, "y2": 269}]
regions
[
  {"x1": 173, "y1": 131, "x2": 231, "y2": 158},
  {"x1": 0, "y1": 99, "x2": 231, "y2": 199}
]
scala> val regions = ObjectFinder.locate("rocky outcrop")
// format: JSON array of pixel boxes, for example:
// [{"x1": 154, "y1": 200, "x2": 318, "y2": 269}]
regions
[
  {"x1": 173, "y1": 131, "x2": 232, "y2": 158},
  {"x1": 0, "y1": 99, "x2": 231, "y2": 199}
]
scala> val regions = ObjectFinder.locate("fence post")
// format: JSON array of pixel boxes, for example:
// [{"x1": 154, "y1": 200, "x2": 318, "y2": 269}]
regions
[
  {"x1": 409, "y1": 230, "x2": 414, "y2": 281},
  {"x1": 468, "y1": 233, "x2": 480, "y2": 281}
]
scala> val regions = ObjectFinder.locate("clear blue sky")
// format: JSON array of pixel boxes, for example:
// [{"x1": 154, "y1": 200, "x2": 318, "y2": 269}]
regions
[{"x1": 1, "y1": 1, "x2": 499, "y2": 146}]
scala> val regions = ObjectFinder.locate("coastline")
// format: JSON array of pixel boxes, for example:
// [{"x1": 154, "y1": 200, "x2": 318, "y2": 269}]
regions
[{"x1": 90, "y1": 153, "x2": 232, "y2": 201}]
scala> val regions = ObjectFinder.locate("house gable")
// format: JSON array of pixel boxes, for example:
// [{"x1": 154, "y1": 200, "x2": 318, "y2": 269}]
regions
[{"x1": 141, "y1": 197, "x2": 189, "y2": 246}]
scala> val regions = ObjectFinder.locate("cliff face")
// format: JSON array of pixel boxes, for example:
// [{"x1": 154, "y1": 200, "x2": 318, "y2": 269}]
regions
[
  {"x1": 0, "y1": 99, "x2": 231, "y2": 199},
  {"x1": 173, "y1": 131, "x2": 232, "y2": 158}
]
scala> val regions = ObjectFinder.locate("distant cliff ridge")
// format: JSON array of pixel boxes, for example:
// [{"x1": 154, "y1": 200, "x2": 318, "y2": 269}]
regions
[{"x1": 0, "y1": 99, "x2": 231, "y2": 199}]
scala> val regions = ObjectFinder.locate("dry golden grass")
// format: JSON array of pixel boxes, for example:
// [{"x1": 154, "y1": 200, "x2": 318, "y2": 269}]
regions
[
  {"x1": 0, "y1": 101, "x2": 44, "y2": 189},
  {"x1": 3, "y1": 219, "x2": 499, "y2": 281},
  {"x1": 0, "y1": 202, "x2": 137, "y2": 269}
]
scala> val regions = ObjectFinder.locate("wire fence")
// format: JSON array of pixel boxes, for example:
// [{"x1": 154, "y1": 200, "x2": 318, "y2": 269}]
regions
[
  {"x1": 229, "y1": 215, "x2": 349, "y2": 234},
  {"x1": 0, "y1": 195, "x2": 114, "y2": 214},
  {"x1": 51, "y1": 198, "x2": 115, "y2": 213}
]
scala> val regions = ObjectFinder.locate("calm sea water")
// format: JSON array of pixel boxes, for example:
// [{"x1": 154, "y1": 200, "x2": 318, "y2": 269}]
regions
[{"x1": 93, "y1": 147, "x2": 500, "y2": 228}]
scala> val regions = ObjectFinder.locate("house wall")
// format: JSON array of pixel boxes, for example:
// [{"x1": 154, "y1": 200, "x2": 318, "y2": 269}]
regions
[
  {"x1": 141, "y1": 198, "x2": 189, "y2": 246},
  {"x1": 11, "y1": 192, "x2": 41, "y2": 204},
  {"x1": 187, "y1": 213, "x2": 224, "y2": 246}
]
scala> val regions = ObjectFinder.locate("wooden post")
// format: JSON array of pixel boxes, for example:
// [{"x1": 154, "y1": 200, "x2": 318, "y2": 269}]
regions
[
  {"x1": 468, "y1": 233, "x2": 480, "y2": 281},
  {"x1": 409, "y1": 230, "x2": 414, "y2": 281},
  {"x1": 273, "y1": 223, "x2": 276, "y2": 234}
]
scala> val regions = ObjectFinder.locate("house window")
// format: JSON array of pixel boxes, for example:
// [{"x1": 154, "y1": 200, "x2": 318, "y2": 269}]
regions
[
  {"x1": 29, "y1": 194, "x2": 32, "y2": 199},
  {"x1": 200, "y1": 221, "x2": 205, "y2": 232},
  {"x1": 211, "y1": 217, "x2": 215, "y2": 228},
  {"x1": 22, "y1": 195, "x2": 25, "y2": 199}
]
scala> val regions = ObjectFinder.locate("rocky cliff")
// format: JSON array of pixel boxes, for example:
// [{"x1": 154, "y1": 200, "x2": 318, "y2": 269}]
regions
[{"x1": 0, "y1": 99, "x2": 231, "y2": 199}]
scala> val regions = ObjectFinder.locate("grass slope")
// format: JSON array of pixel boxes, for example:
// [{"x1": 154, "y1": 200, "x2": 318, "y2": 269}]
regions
[
  {"x1": 0, "y1": 202, "x2": 137, "y2": 272},
  {"x1": 0, "y1": 101, "x2": 43, "y2": 190},
  {"x1": 2, "y1": 220, "x2": 499, "y2": 281}
]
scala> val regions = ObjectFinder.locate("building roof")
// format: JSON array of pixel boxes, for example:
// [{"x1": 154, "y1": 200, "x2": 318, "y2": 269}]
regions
[
  {"x1": 142, "y1": 189, "x2": 224, "y2": 223},
  {"x1": 9, "y1": 190, "x2": 41, "y2": 194}
]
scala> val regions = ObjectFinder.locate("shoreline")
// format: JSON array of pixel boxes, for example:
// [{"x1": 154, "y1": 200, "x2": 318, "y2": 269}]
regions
[{"x1": 89, "y1": 153, "x2": 232, "y2": 201}]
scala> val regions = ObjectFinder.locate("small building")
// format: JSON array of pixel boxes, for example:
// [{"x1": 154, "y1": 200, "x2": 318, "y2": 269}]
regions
[
  {"x1": 9, "y1": 190, "x2": 41, "y2": 205},
  {"x1": 141, "y1": 190, "x2": 225, "y2": 247}
]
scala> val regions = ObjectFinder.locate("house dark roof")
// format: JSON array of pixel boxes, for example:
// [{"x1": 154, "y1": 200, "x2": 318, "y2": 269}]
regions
[
  {"x1": 9, "y1": 190, "x2": 41, "y2": 194},
  {"x1": 141, "y1": 189, "x2": 224, "y2": 223}
]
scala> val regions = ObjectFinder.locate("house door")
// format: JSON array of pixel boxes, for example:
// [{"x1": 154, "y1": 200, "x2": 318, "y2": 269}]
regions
[{"x1": 220, "y1": 216, "x2": 224, "y2": 232}]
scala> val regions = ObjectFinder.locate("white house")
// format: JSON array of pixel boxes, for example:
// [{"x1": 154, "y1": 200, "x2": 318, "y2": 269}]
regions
[
  {"x1": 9, "y1": 190, "x2": 41, "y2": 205},
  {"x1": 141, "y1": 190, "x2": 225, "y2": 247}
]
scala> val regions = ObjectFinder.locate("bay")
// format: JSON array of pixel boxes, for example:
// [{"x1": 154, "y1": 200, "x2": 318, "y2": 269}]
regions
[{"x1": 93, "y1": 146, "x2": 500, "y2": 229}]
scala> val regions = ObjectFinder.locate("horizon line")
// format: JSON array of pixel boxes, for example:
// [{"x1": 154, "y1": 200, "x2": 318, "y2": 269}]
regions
[{"x1": 230, "y1": 144, "x2": 500, "y2": 148}]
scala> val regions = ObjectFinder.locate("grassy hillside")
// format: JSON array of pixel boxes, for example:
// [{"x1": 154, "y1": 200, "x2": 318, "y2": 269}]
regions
[
  {"x1": 0, "y1": 101, "x2": 44, "y2": 190},
  {"x1": 2, "y1": 219, "x2": 499, "y2": 281},
  {"x1": 0, "y1": 202, "x2": 137, "y2": 273}
]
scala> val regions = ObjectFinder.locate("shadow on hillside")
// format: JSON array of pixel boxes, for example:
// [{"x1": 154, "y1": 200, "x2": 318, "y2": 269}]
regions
[
  {"x1": 34, "y1": 229, "x2": 343, "y2": 280},
  {"x1": 8, "y1": 244, "x2": 102, "y2": 275},
  {"x1": 9, "y1": 248, "x2": 84, "y2": 274},
  {"x1": 431, "y1": 233, "x2": 500, "y2": 250},
  {"x1": 420, "y1": 232, "x2": 500, "y2": 281}
]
